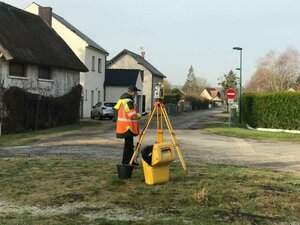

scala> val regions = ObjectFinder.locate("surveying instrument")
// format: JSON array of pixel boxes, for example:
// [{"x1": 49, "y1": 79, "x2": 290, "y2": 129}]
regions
[{"x1": 129, "y1": 83, "x2": 188, "y2": 175}]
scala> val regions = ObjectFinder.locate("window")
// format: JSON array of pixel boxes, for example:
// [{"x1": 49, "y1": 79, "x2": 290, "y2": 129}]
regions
[
  {"x1": 91, "y1": 90, "x2": 94, "y2": 108},
  {"x1": 98, "y1": 58, "x2": 102, "y2": 73},
  {"x1": 85, "y1": 90, "x2": 87, "y2": 101},
  {"x1": 92, "y1": 56, "x2": 95, "y2": 71},
  {"x1": 38, "y1": 66, "x2": 51, "y2": 79},
  {"x1": 9, "y1": 62, "x2": 25, "y2": 77}
]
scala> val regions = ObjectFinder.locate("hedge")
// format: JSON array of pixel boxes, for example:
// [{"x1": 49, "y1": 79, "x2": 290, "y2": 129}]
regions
[
  {"x1": 242, "y1": 92, "x2": 300, "y2": 130},
  {"x1": 184, "y1": 95, "x2": 209, "y2": 110},
  {"x1": 1, "y1": 85, "x2": 82, "y2": 134}
]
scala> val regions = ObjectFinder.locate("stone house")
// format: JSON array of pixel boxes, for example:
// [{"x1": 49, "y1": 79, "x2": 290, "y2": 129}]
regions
[
  {"x1": 107, "y1": 49, "x2": 166, "y2": 112},
  {"x1": 0, "y1": 2, "x2": 88, "y2": 96},
  {"x1": 0, "y1": 2, "x2": 87, "y2": 119}
]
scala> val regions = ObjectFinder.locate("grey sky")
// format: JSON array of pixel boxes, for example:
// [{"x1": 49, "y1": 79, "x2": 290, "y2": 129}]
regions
[{"x1": 3, "y1": 0, "x2": 300, "y2": 87}]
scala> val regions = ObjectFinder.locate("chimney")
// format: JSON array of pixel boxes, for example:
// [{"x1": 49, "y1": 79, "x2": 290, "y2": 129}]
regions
[
  {"x1": 39, "y1": 7, "x2": 52, "y2": 27},
  {"x1": 141, "y1": 51, "x2": 145, "y2": 59}
]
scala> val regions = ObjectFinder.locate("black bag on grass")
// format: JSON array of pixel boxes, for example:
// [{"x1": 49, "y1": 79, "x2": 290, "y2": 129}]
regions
[{"x1": 141, "y1": 145, "x2": 153, "y2": 166}]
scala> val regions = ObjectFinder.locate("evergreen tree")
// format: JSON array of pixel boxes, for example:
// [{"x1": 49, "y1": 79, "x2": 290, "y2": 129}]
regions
[
  {"x1": 218, "y1": 70, "x2": 238, "y2": 95},
  {"x1": 182, "y1": 65, "x2": 198, "y2": 95}
]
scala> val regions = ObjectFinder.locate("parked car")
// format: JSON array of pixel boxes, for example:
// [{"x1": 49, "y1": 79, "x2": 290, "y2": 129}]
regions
[{"x1": 91, "y1": 102, "x2": 116, "y2": 120}]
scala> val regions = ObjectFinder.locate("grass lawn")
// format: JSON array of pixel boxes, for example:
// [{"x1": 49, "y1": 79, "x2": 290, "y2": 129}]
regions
[
  {"x1": 0, "y1": 158, "x2": 299, "y2": 224},
  {"x1": 204, "y1": 124, "x2": 300, "y2": 143},
  {"x1": 0, "y1": 120, "x2": 102, "y2": 148},
  {"x1": 201, "y1": 112, "x2": 300, "y2": 143},
  {"x1": 0, "y1": 113, "x2": 299, "y2": 224}
]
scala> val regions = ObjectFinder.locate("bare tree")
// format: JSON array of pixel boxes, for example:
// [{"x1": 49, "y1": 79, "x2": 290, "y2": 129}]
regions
[
  {"x1": 163, "y1": 79, "x2": 172, "y2": 94},
  {"x1": 244, "y1": 68, "x2": 273, "y2": 92},
  {"x1": 245, "y1": 47, "x2": 300, "y2": 92},
  {"x1": 196, "y1": 77, "x2": 210, "y2": 94}
]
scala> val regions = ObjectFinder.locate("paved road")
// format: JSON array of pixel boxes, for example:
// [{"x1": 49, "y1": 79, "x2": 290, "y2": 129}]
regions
[
  {"x1": 1, "y1": 107, "x2": 299, "y2": 175},
  {"x1": 139, "y1": 108, "x2": 300, "y2": 174}
]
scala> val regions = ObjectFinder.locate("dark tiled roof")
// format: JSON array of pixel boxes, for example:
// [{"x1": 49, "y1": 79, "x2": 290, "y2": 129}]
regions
[
  {"x1": 52, "y1": 13, "x2": 109, "y2": 55},
  {"x1": 107, "y1": 49, "x2": 166, "y2": 78},
  {"x1": 0, "y1": 2, "x2": 88, "y2": 72},
  {"x1": 105, "y1": 69, "x2": 140, "y2": 86}
]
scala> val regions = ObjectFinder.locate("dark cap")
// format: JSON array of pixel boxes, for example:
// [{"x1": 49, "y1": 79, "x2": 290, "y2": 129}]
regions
[{"x1": 128, "y1": 85, "x2": 141, "y2": 92}]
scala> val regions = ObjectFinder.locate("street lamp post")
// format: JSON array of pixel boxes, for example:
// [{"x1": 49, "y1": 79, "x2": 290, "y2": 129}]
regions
[{"x1": 233, "y1": 47, "x2": 242, "y2": 124}]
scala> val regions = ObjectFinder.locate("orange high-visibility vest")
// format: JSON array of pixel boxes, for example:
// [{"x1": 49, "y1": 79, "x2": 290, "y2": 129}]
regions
[{"x1": 114, "y1": 99, "x2": 141, "y2": 136}]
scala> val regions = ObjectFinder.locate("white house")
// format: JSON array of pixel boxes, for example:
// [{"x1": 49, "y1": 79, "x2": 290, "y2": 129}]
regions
[
  {"x1": 25, "y1": 2, "x2": 109, "y2": 118},
  {"x1": 107, "y1": 49, "x2": 166, "y2": 112}
]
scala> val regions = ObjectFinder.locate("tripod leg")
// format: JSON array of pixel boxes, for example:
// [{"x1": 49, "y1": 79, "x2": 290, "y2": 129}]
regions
[
  {"x1": 129, "y1": 105, "x2": 156, "y2": 165},
  {"x1": 157, "y1": 104, "x2": 163, "y2": 143},
  {"x1": 161, "y1": 106, "x2": 188, "y2": 173}
]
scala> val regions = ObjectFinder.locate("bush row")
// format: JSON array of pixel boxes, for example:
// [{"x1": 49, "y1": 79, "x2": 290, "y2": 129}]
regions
[
  {"x1": 242, "y1": 92, "x2": 300, "y2": 130},
  {"x1": 184, "y1": 95, "x2": 209, "y2": 110},
  {"x1": 1, "y1": 85, "x2": 82, "y2": 134}
]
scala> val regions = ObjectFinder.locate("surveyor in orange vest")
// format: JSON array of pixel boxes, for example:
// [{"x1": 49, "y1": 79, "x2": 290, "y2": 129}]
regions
[{"x1": 114, "y1": 85, "x2": 147, "y2": 165}]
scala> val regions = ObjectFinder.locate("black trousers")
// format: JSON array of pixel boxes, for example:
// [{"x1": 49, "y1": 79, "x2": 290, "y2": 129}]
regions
[{"x1": 122, "y1": 136, "x2": 134, "y2": 164}]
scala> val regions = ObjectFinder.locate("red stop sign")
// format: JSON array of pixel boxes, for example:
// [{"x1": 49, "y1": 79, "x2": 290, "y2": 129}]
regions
[{"x1": 226, "y1": 89, "x2": 236, "y2": 99}]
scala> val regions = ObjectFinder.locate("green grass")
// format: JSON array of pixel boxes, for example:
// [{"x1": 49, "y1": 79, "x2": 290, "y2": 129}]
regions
[
  {"x1": 0, "y1": 120, "x2": 102, "y2": 147},
  {"x1": 203, "y1": 122, "x2": 300, "y2": 143},
  {"x1": 0, "y1": 158, "x2": 299, "y2": 224},
  {"x1": 200, "y1": 111, "x2": 300, "y2": 143}
]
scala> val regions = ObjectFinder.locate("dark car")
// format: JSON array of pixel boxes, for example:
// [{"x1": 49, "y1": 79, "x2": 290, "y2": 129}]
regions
[{"x1": 91, "y1": 102, "x2": 116, "y2": 120}]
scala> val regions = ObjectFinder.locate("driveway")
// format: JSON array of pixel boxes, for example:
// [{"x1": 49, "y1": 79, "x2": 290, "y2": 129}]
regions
[{"x1": 0, "y1": 107, "x2": 299, "y2": 175}]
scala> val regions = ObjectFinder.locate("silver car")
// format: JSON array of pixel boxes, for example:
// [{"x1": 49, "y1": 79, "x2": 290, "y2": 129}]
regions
[{"x1": 91, "y1": 102, "x2": 116, "y2": 120}]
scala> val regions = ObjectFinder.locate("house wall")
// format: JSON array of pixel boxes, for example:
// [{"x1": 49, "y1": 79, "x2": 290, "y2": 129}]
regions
[
  {"x1": 83, "y1": 47, "x2": 105, "y2": 114},
  {"x1": 0, "y1": 58, "x2": 79, "y2": 97},
  {"x1": 25, "y1": 3, "x2": 106, "y2": 118},
  {"x1": 200, "y1": 89, "x2": 212, "y2": 100},
  {"x1": 52, "y1": 17, "x2": 106, "y2": 117},
  {"x1": 107, "y1": 54, "x2": 162, "y2": 111}
]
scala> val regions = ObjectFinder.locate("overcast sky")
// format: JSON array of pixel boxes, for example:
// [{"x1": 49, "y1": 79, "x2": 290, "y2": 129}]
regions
[{"x1": 3, "y1": 0, "x2": 300, "y2": 87}]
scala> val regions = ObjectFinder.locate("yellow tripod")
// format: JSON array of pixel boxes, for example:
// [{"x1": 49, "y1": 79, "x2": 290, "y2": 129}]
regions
[{"x1": 129, "y1": 101, "x2": 188, "y2": 173}]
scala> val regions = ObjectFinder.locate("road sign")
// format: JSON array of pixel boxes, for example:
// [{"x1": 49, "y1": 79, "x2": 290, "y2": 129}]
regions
[
  {"x1": 227, "y1": 99, "x2": 234, "y2": 104},
  {"x1": 226, "y1": 89, "x2": 236, "y2": 99}
]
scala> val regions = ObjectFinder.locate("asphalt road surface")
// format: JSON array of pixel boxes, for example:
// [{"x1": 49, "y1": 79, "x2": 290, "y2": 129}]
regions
[{"x1": 1, "y1": 107, "x2": 299, "y2": 175}]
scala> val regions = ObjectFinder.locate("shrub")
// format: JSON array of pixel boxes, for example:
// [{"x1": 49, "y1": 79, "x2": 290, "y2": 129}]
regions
[
  {"x1": 242, "y1": 92, "x2": 300, "y2": 130},
  {"x1": 184, "y1": 95, "x2": 209, "y2": 110},
  {"x1": 1, "y1": 85, "x2": 82, "y2": 134}
]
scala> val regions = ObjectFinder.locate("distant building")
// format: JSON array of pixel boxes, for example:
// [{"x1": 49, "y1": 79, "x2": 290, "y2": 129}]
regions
[
  {"x1": 200, "y1": 88, "x2": 223, "y2": 106},
  {"x1": 107, "y1": 49, "x2": 166, "y2": 111}
]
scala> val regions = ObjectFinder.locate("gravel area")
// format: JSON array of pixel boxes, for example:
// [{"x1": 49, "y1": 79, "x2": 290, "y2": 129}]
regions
[{"x1": 0, "y1": 108, "x2": 300, "y2": 175}]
